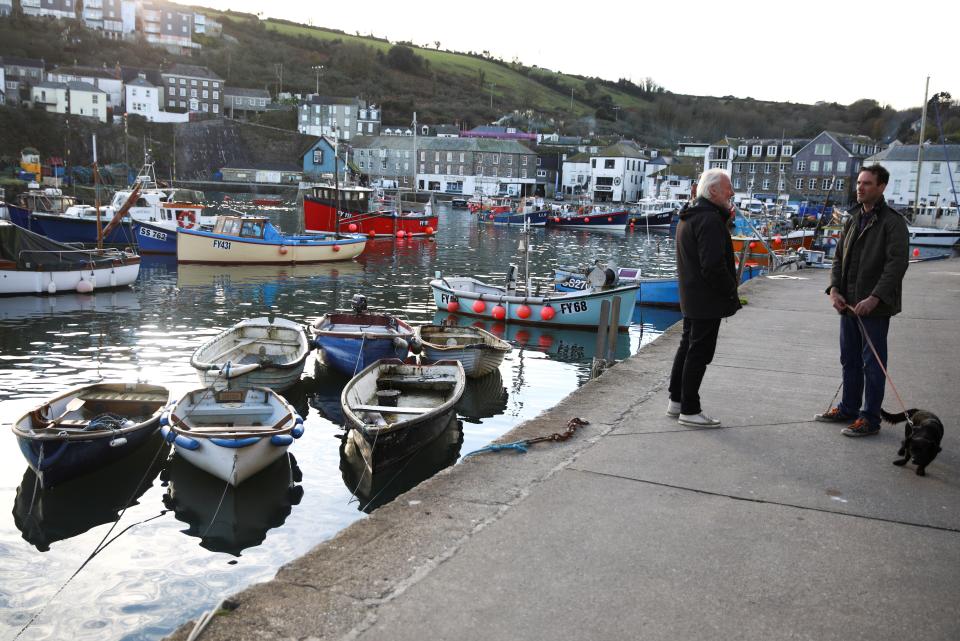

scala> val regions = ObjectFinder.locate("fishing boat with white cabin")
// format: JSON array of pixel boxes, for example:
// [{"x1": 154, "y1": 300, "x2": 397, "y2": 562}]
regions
[{"x1": 177, "y1": 215, "x2": 366, "y2": 264}]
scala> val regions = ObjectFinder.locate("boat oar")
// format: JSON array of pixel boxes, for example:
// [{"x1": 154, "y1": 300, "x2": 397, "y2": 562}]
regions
[{"x1": 43, "y1": 397, "x2": 86, "y2": 428}]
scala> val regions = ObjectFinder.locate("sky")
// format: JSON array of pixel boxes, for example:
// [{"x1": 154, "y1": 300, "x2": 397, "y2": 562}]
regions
[{"x1": 186, "y1": 0, "x2": 957, "y2": 111}]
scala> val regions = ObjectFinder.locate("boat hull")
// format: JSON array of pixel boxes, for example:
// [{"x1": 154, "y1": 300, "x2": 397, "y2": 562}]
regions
[
  {"x1": 164, "y1": 429, "x2": 291, "y2": 486},
  {"x1": 546, "y1": 211, "x2": 628, "y2": 230},
  {"x1": 481, "y1": 209, "x2": 550, "y2": 226},
  {"x1": 304, "y1": 196, "x2": 438, "y2": 237},
  {"x1": 133, "y1": 220, "x2": 178, "y2": 254},
  {"x1": 177, "y1": 228, "x2": 366, "y2": 264},
  {"x1": 415, "y1": 325, "x2": 510, "y2": 377},
  {"x1": 341, "y1": 360, "x2": 466, "y2": 472},
  {"x1": 430, "y1": 276, "x2": 637, "y2": 329},
  {"x1": 311, "y1": 313, "x2": 414, "y2": 376},
  {"x1": 8, "y1": 205, "x2": 137, "y2": 245},
  {"x1": 11, "y1": 383, "x2": 170, "y2": 488},
  {"x1": 630, "y1": 210, "x2": 673, "y2": 227},
  {"x1": 0, "y1": 259, "x2": 140, "y2": 296},
  {"x1": 907, "y1": 226, "x2": 960, "y2": 247}
]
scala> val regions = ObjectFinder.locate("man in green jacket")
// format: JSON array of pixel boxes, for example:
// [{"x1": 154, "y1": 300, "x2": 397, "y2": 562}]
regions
[{"x1": 815, "y1": 164, "x2": 909, "y2": 436}]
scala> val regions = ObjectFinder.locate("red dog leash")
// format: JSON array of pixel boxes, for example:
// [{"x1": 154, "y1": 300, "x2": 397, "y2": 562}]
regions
[{"x1": 845, "y1": 304, "x2": 913, "y2": 427}]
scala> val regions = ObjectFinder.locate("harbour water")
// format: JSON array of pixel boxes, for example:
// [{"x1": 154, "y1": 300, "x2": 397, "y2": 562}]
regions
[{"x1": 0, "y1": 200, "x2": 683, "y2": 641}]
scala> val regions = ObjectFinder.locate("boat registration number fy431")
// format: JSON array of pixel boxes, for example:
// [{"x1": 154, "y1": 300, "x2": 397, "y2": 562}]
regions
[{"x1": 213, "y1": 239, "x2": 232, "y2": 250}]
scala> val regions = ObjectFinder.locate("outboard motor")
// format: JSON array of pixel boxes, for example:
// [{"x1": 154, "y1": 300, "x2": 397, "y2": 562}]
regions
[
  {"x1": 506, "y1": 264, "x2": 518, "y2": 291},
  {"x1": 351, "y1": 294, "x2": 368, "y2": 315},
  {"x1": 586, "y1": 264, "x2": 617, "y2": 288}
]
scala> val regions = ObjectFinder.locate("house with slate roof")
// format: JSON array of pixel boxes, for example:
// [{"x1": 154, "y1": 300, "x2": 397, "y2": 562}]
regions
[
  {"x1": 161, "y1": 64, "x2": 222, "y2": 114},
  {"x1": 867, "y1": 142, "x2": 960, "y2": 208},
  {"x1": 351, "y1": 136, "x2": 536, "y2": 196},
  {"x1": 792, "y1": 131, "x2": 884, "y2": 206},
  {"x1": 67, "y1": 81, "x2": 108, "y2": 122},
  {"x1": 588, "y1": 141, "x2": 649, "y2": 202},
  {"x1": 31, "y1": 81, "x2": 68, "y2": 115},
  {"x1": 728, "y1": 137, "x2": 807, "y2": 204},
  {"x1": 561, "y1": 152, "x2": 594, "y2": 196},
  {"x1": 224, "y1": 87, "x2": 271, "y2": 117},
  {"x1": 2, "y1": 56, "x2": 45, "y2": 106}
]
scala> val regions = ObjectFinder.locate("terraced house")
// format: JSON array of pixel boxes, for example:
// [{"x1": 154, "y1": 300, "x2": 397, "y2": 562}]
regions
[
  {"x1": 792, "y1": 132, "x2": 884, "y2": 206},
  {"x1": 351, "y1": 136, "x2": 537, "y2": 196},
  {"x1": 728, "y1": 138, "x2": 808, "y2": 202},
  {"x1": 160, "y1": 64, "x2": 221, "y2": 114}
]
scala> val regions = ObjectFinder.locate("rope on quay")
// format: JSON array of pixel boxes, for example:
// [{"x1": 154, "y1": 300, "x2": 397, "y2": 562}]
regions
[{"x1": 464, "y1": 417, "x2": 589, "y2": 457}]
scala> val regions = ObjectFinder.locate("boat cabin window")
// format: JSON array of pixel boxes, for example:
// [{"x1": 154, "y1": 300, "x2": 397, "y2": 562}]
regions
[
  {"x1": 240, "y1": 220, "x2": 265, "y2": 238},
  {"x1": 217, "y1": 218, "x2": 242, "y2": 235}
]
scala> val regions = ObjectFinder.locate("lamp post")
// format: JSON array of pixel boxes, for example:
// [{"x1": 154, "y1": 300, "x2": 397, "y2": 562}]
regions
[{"x1": 312, "y1": 64, "x2": 323, "y2": 96}]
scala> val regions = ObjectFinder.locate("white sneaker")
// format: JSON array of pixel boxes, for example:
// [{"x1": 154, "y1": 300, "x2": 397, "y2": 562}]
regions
[
  {"x1": 678, "y1": 412, "x2": 722, "y2": 427},
  {"x1": 666, "y1": 400, "x2": 682, "y2": 417}
]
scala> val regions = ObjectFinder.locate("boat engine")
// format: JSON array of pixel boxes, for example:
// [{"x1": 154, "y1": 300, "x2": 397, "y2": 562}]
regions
[
  {"x1": 351, "y1": 294, "x2": 368, "y2": 314},
  {"x1": 586, "y1": 264, "x2": 617, "y2": 288}
]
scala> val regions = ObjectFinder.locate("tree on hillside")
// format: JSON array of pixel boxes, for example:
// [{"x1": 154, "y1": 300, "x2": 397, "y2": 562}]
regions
[{"x1": 385, "y1": 45, "x2": 427, "y2": 75}]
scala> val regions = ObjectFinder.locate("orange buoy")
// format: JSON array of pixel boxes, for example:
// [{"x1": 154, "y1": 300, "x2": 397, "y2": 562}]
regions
[
  {"x1": 425, "y1": 226, "x2": 435, "y2": 235},
  {"x1": 279, "y1": 246, "x2": 288, "y2": 254}
]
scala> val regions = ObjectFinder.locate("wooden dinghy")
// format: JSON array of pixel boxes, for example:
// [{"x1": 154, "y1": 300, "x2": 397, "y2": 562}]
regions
[
  {"x1": 414, "y1": 324, "x2": 510, "y2": 378},
  {"x1": 191, "y1": 316, "x2": 310, "y2": 391},
  {"x1": 11, "y1": 382, "x2": 170, "y2": 488},
  {"x1": 341, "y1": 359, "x2": 465, "y2": 472},
  {"x1": 161, "y1": 387, "x2": 304, "y2": 486}
]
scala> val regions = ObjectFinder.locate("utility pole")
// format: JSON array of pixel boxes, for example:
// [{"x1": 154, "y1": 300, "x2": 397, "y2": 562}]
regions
[
  {"x1": 570, "y1": 86, "x2": 574, "y2": 112},
  {"x1": 274, "y1": 63, "x2": 283, "y2": 96},
  {"x1": 488, "y1": 82, "x2": 495, "y2": 109},
  {"x1": 312, "y1": 64, "x2": 323, "y2": 96}
]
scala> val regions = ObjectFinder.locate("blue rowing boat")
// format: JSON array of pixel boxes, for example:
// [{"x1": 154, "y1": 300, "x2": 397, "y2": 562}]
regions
[{"x1": 310, "y1": 295, "x2": 414, "y2": 376}]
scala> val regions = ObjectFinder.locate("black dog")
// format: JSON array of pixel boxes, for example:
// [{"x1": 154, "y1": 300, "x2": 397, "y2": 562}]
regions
[{"x1": 881, "y1": 409, "x2": 944, "y2": 476}]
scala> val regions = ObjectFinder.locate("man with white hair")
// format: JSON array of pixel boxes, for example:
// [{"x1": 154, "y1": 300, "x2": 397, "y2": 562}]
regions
[{"x1": 667, "y1": 169, "x2": 741, "y2": 426}]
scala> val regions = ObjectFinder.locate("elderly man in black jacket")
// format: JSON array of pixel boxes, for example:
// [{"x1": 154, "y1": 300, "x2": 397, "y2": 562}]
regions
[
  {"x1": 815, "y1": 164, "x2": 909, "y2": 436},
  {"x1": 667, "y1": 169, "x2": 741, "y2": 427}
]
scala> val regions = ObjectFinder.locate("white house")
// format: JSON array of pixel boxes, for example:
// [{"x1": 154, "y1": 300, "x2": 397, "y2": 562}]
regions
[
  {"x1": 47, "y1": 67, "x2": 123, "y2": 114},
  {"x1": 123, "y1": 75, "x2": 185, "y2": 122},
  {"x1": 31, "y1": 81, "x2": 68, "y2": 114},
  {"x1": 867, "y1": 142, "x2": 960, "y2": 208},
  {"x1": 67, "y1": 81, "x2": 108, "y2": 122},
  {"x1": 589, "y1": 142, "x2": 648, "y2": 202},
  {"x1": 561, "y1": 152, "x2": 592, "y2": 196}
]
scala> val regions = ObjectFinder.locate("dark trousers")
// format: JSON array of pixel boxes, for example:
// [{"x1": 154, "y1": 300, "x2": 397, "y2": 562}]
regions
[
  {"x1": 669, "y1": 317, "x2": 722, "y2": 415},
  {"x1": 838, "y1": 314, "x2": 890, "y2": 428}
]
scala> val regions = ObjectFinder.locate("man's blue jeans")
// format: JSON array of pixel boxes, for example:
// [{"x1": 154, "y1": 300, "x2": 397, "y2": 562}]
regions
[{"x1": 837, "y1": 313, "x2": 890, "y2": 428}]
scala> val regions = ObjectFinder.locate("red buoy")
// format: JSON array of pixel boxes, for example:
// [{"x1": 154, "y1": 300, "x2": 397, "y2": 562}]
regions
[
  {"x1": 472, "y1": 300, "x2": 486, "y2": 313},
  {"x1": 492, "y1": 304, "x2": 506, "y2": 320},
  {"x1": 278, "y1": 246, "x2": 288, "y2": 255},
  {"x1": 607, "y1": 217, "x2": 613, "y2": 222},
  {"x1": 748, "y1": 241, "x2": 756, "y2": 249},
  {"x1": 517, "y1": 304, "x2": 531, "y2": 319},
  {"x1": 913, "y1": 247, "x2": 920, "y2": 257},
  {"x1": 540, "y1": 305, "x2": 556, "y2": 321},
  {"x1": 396, "y1": 230, "x2": 406, "y2": 239},
  {"x1": 425, "y1": 226, "x2": 435, "y2": 235},
  {"x1": 584, "y1": 217, "x2": 591, "y2": 223},
  {"x1": 447, "y1": 299, "x2": 460, "y2": 313},
  {"x1": 347, "y1": 223, "x2": 358, "y2": 232}
]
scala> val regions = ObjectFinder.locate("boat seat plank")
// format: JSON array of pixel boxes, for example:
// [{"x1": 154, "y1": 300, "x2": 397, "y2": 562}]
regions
[
  {"x1": 184, "y1": 425, "x2": 281, "y2": 433},
  {"x1": 79, "y1": 391, "x2": 165, "y2": 402},
  {"x1": 377, "y1": 375, "x2": 457, "y2": 385},
  {"x1": 54, "y1": 419, "x2": 90, "y2": 428},
  {"x1": 187, "y1": 403, "x2": 274, "y2": 418},
  {"x1": 353, "y1": 404, "x2": 435, "y2": 414}
]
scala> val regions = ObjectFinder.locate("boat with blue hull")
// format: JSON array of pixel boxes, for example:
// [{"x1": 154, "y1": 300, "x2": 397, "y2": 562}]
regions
[
  {"x1": 11, "y1": 383, "x2": 171, "y2": 488},
  {"x1": 133, "y1": 219, "x2": 178, "y2": 253},
  {"x1": 555, "y1": 263, "x2": 766, "y2": 308},
  {"x1": 546, "y1": 207, "x2": 629, "y2": 231},
  {"x1": 310, "y1": 295, "x2": 414, "y2": 376},
  {"x1": 8, "y1": 203, "x2": 137, "y2": 245}
]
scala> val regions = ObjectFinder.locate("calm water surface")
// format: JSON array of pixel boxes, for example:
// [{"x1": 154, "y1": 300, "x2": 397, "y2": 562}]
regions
[{"x1": 0, "y1": 200, "x2": 682, "y2": 641}]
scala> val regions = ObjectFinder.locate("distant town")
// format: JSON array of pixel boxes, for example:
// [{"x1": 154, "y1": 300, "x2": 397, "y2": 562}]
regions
[{"x1": 0, "y1": 0, "x2": 956, "y2": 210}]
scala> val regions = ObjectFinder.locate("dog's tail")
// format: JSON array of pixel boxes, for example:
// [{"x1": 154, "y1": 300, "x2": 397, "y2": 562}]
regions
[{"x1": 880, "y1": 408, "x2": 918, "y2": 424}]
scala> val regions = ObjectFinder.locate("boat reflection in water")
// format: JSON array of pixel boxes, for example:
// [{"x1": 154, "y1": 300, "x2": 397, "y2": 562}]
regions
[
  {"x1": 431, "y1": 311, "x2": 632, "y2": 363},
  {"x1": 307, "y1": 367, "x2": 354, "y2": 426},
  {"x1": 176, "y1": 261, "x2": 364, "y2": 289},
  {"x1": 12, "y1": 432, "x2": 168, "y2": 552},
  {"x1": 161, "y1": 452, "x2": 304, "y2": 556},
  {"x1": 455, "y1": 369, "x2": 509, "y2": 423},
  {"x1": 340, "y1": 413, "x2": 463, "y2": 513},
  {"x1": 0, "y1": 288, "x2": 141, "y2": 322}
]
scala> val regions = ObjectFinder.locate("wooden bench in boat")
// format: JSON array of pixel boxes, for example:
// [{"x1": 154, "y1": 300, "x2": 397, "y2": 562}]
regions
[
  {"x1": 78, "y1": 391, "x2": 165, "y2": 403},
  {"x1": 170, "y1": 412, "x2": 292, "y2": 435},
  {"x1": 186, "y1": 403, "x2": 274, "y2": 420},
  {"x1": 353, "y1": 404, "x2": 436, "y2": 414}
]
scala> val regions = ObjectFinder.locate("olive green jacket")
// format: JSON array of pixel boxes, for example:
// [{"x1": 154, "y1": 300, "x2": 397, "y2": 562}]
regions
[{"x1": 827, "y1": 197, "x2": 909, "y2": 316}]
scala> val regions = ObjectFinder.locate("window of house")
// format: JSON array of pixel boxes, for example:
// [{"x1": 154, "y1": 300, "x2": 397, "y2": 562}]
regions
[
  {"x1": 493, "y1": 154, "x2": 500, "y2": 165},
  {"x1": 733, "y1": 177, "x2": 741, "y2": 189},
  {"x1": 764, "y1": 163, "x2": 771, "y2": 174},
  {"x1": 180, "y1": 100, "x2": 186, "y2": 107},
  {"x1": 191, "y1": 79, "x2": 197, "y2": 86},
  {"x1": 591, "y1": 159, "x2": 596, "y2": 168},
  {"x1": 179, "y1": 78, "x2": 186, "y2": 85},
  {"x1": 762, "y1": 179, "x2": 770, "y2": 190},
  {"x1": 836, "y1": 179, "x2": 844, "y2": 191},
  {"x1": 434, "y1": 164, "x2": 439, "y2": 173},
  {"x1": 168, "y1": 99, "x2": 175, "y2": 107},
  {"x1": 537, "y1": 169, "x2": 547, "y2": 178},
  {"x1": 420, "y1": 163, "x2": 425, "y2": 173},
  {"x1": 810, "y1": 161, "x2": 819, "y2": 171},
  {"x1": 783, "y1": 145, "x2": 793, "y2": 156},
  {"x1": 191, "y1": 89, "x2": 197, "y2": 98},
  {"x1": 814, "y1": 143, "x2": 832, "y2": 155},
  {"x1": 92, "y1": 94, "x2": 99, "y2": 104},
  {"x1": 808, "y1": 178, "x2": 817, "y2": 189},
  {"x1": 822, "y1": 179, "x2": 831, "y2": 190},
  {"x1": 202, "y1": 90, "x2": 208, "y2": 99},
  {"x1": 604, "y1": 159, "x2": 615, "y2": 169},
  {"x1": 131, "y1": 88, "x2": 137, "y2": 97},
  {"x1": 420, "y1": 151, "x2": 426, "y2": 161},
  {"x1": 447, "y1": 152, "x2": 453, "y2": 162},
  {"x1": 749, "y1": 163, "x2": 756, "y2": 174},
  {"x1": 767, "y1": 145, "x2": 777, "y2": 156},
  {"x1": 358, "y1": 161, "x2": 364, "y2": 169},
  {"x1": 737, "y1": 145, "x2": 747, "y2": 156},
  {"x1": 796, "y1": 178, "x2": 804, "y2": 190},
  {"x1": 357, "y1": 122, "x2": 362, "y2": 133},
  {"x1": 823, "y1": 161, "x2": 833, "y2": 172},
  {"x1": 932, "y1": 162, "x2": 941, "y2": 174},
  {"x1": 201, "y1": 103, "x2": 208, "y2": 112},
  {"x1": 837, "y1": 161, "x2": 847, "y2": 172},
  {"x1": 752, "y1": 145, "x2": 762, "y2": 156},
  {"x1": 404, "y1": 162, "x2": 409, "y2": 171},
  {"x1": 797, "y1": 160, "x2": 806, "y2": 171}
]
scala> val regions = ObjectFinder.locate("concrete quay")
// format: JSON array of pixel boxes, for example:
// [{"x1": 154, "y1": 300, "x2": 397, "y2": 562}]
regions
[{"x1": 168, "y1": 258, "x2": 960, "y2": 641}]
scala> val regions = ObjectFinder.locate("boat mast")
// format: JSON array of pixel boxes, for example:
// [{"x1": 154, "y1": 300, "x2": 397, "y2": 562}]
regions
[
  {"x1": 93, "y1": 134, "x2": 102, "y2": 250},
  {"x1": 913, "y1": 76, "x2": 930, "y2": 213},
  {"x1": 334, "y1": 135, "x2": 340, "y2": 235}
]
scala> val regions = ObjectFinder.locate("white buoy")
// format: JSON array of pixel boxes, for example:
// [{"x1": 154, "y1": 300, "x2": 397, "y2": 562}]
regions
[
  {"x1": 76, "y1": 279, "x2": 94, "y2": 293},
  {"x1": 47, "y1": 278, "x2": 57, "y2": 294}
]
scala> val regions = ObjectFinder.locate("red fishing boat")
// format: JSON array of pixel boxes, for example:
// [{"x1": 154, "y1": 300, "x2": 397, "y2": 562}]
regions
[
  {"x1": 252, "y1": 197, "x2": 283, "y2": 207},
  {"x1": 303, "y1": 185, "x2": 438, "y2": 238}
]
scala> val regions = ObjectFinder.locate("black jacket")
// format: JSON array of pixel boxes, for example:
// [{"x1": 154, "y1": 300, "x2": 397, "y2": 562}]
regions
[
  {"x1": 828, "y1": 197, "x2": 909, "y2": 317},
  {"x1": 676, "y1": 197, "x2": 741, "y2": 319}
]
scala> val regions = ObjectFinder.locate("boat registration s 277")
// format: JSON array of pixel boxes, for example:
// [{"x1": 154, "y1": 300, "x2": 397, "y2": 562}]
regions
[{"x1": 213, "y1": 239, "x2": 232, "y2": 250}]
